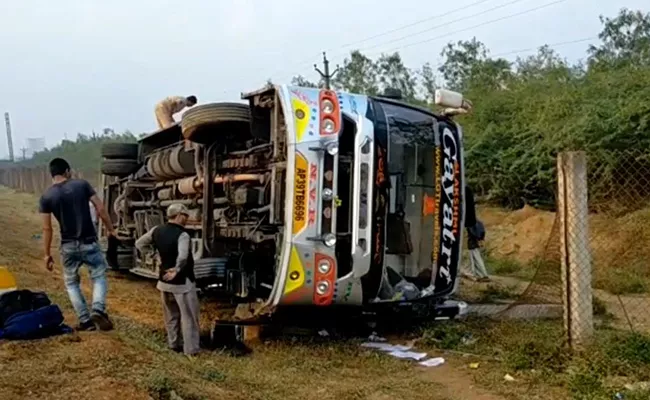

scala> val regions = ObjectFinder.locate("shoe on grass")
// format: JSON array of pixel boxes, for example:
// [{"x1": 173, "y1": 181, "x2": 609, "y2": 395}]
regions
[
  {"x1": 76, "y1": 320, "x2": 97, "y2": 332},
  {"x1": 90, "y1": 310, "x2": 114, "y2": 331}
]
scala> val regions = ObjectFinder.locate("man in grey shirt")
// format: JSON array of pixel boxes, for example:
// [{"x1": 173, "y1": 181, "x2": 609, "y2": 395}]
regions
[{"x1": 135, "y1": 203, "x2": 200, "y2": 355}]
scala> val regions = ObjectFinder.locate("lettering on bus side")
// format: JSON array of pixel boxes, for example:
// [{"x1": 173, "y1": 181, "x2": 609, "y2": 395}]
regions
[
  {"x1": 293, "y1": 153, "x2": 309, "y2": 235},
  {"x1": 373, "y1": 146, "x2": 388, "y2": 266},
  {"x1": 431, "y1": 146, "x2": 442, "y2": 266},
  {"x1": 308, "y1": 163, "x2": 317, "y2": 226},
  {"x1": 437, "y1": 126, "x2": 462, "y2": 289}
]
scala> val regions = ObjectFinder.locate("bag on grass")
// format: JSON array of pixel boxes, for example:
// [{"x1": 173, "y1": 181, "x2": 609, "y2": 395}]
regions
[
  {"x1": 0, "y1": 289, "x2": 52, "y2": 326},
  {"x1": 0, "y1": 304, "x2": 72, "y2": 340}
]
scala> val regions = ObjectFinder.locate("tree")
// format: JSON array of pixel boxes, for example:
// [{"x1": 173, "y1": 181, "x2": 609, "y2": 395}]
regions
[
  {"x1": 291, "y1": 75, "x2": 319, "y2": 88},
  {"x1": 439, "y1": 38, "x2": 511, "y2": 92},
  {"x1": 376, "y1": 52, "x2": 417, "y2": 101},
  {"x1": 418, "y1": 63, "x2": 437, "y2": 103},
  {"x1": 515, "y1": 45, "x2": 568, "y2": 79},
  {"x1": 332, "y1": 50, "x2": 379, "y2": 95},
  {"x1": 438, "y1": 38, "x2": 487, "y2": 91},
  {"x1": 277, "y1": 9, "x2": 650, "y2": 208},
  {"x1": 588, "y1": 8, "x2": 650, "y2": 69},
  {"x1": 25, "y1": 130, "x2": 138, "y2": 173}
]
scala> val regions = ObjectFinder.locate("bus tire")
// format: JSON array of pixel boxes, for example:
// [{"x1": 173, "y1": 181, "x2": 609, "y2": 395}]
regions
[
  {"x1": 181, "y1": 103, "x2": 251, "y2": 144},
  {"x1": 101, "y1": 143, "x2": 139, "y2": 160},
  {"x1": 101, "y1": 159, "x2": 140, "y2": 177}
]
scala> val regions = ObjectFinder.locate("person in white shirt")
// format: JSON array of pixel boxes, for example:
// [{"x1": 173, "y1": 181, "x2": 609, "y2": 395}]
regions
[
  {"x1": 154, "y1": 95, "x2": 198, "y2": 129},
  {"x1": 89, "y1": 201, "x2": 98, "y2": 231},
  {"x1": 135, "y1": 203, "x2": 200, "y2": 356}
]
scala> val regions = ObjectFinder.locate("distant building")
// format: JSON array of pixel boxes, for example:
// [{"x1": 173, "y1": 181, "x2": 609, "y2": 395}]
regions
[{"x1": 26, "y1": 137, "x2": 46, "y2": 159}]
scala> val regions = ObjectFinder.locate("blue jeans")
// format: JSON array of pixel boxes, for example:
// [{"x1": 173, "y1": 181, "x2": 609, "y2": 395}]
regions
[{"x1": 60, "y1": 241, "x2": 108, "y2": 323}]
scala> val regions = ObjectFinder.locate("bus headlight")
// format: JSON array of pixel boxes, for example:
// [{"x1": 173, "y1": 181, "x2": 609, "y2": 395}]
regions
[
  {"x1": 321, "y1": 99, "x2": 334, "y2": 114},
  {"x1": 323, "y1": 233, "x2": 337, "y2": 247},
  {"x1": 325, "y1": 142, "x2": 339, "y2": 155},
  {"x1": 316, "y1": 280, "x2": 330, "y2": 295},
  {"x1": 322, "y1": 188, "x2": 333, "y2": 201},
  {"x1": 322, "y1": 118, "x2": 336, "y2": 134},
  {"x1": 318, "y1": 260, "x2": 331, "y2": 274}
]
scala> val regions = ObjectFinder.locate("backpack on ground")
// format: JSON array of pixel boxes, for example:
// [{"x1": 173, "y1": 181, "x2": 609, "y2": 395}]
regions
[{"x1": 0, "y1": 304, "x2": 72, "y2": 340}]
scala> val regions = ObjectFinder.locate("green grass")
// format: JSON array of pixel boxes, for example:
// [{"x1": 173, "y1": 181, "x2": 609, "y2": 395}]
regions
[
  {"x1": 485, "y1": 253, "x2": 543, "y2": 281},
  {"x1": 488, "y1": 252, "x2": 650, "y2": 296},
  {"x1": 418, "y1": 319, "x2": 650, "y2": 399},
  {"x1": 488, "y1": 256, "x2": 523, "y2": 276},
  {"x1": 475, "y1": 284, "x2": 519, "y2": 303},
  {"x1": 145, "y1": 371, "x2": 176, "y2": 399},
  {"x1": 595, "y1": 269, "x2": 648, "y2": 295},
  {"x1": 592, "y1": 296, "x2": 613, "y2": 319}
]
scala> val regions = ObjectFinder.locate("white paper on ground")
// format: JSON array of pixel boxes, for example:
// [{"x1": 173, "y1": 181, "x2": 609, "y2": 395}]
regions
[
  {"x1": 360, "y1": 342, "x2": 413, "y2": 352},
  {"x1": 387, "y1": 350, "x2": 428, "y2": 361},
  {"x1": 419, "y1": 357, "x2": 445, "y2": 367},
  {"x1": 368, "y1": 332, "x2": 387, "y2": 342}
]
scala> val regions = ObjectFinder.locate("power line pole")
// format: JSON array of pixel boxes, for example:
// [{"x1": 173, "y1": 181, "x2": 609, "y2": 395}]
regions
[
  {"x1": 314, "y1": 52, "x2": 339, "y2": 90},
  {"x1": 20, "y1": 147, "x2": 27, "y2": 161},
  {"x1": 4, "y1": 112, "x2": 14, "y2": 162}
]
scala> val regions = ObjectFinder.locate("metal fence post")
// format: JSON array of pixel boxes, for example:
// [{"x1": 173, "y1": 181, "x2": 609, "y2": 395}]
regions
[{"x1": 558, "y1": 151, "x2": 593, "y2": 348}]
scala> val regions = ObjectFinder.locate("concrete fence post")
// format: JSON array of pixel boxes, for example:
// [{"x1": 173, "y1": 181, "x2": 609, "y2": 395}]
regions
[{"x1": 557, "y1": 151, "x2": 593, "y2": 348}]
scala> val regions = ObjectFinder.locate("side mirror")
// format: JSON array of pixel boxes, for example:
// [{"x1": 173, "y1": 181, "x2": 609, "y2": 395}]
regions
[{"x1": 435, "y1": 89, "x2": 472, "y2": 116}]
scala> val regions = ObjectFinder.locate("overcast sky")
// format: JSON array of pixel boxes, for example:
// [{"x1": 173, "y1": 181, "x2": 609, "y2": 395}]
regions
[{"x1": 0, "y1": 0, "x2": 645, "y2": 158}]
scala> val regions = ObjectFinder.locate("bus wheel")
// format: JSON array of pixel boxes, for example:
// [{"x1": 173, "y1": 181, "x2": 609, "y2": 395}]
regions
[{"x1": 181, "y1": 102, "x2": 251, "y2": 145}]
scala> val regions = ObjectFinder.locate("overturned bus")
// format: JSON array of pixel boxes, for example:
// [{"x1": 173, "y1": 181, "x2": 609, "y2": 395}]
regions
[{"x1": 99, "y1": 84, "x2": 469, "y2": 323}]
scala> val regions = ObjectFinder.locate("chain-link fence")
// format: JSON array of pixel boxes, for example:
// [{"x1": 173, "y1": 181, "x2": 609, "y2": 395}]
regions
[
  {"x1": 585, "y1": 149, "x2": 650, "y2": 334},
  {"x1": 461, "y1": 149, "x2": 650, "y2": 348},
  {"x1": 457, "y1": 168, "x2": 564, "y2": 324}
]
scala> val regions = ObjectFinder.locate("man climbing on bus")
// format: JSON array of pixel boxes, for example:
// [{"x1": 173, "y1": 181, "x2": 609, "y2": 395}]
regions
[{"x1": 154, "y1": 95, "x2": 198, "y2": 129}]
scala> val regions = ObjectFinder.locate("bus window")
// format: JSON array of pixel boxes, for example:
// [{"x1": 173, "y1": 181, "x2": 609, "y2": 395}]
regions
[{"x1": 378, "y1": 101, "x2": 436, "y2": 281}]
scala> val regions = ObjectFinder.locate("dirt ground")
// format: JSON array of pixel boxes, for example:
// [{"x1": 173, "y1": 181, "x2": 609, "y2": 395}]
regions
[
  {"x1": 478, "y1": 204, "x2": 650, "y2": 332},
  {"x1": 479, "y1": 205, "x2": 556, "y2": 264},
  {"x1": 0, "y1": 187, "x2": 507, "y2": 400}
]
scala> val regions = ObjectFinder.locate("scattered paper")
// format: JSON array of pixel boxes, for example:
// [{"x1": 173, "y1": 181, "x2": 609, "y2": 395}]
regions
[
  {"x1": 368, "y1": 332, "x2": 387, "y2": 342},
  {"x1": 624, "y1": 382, "x2": 650, "y2": 391},
  {"x1": 420, "y1": 357, "x2": 445, "y2": 367},
  {"x1": 360, "y1": 342, "x2": 413, "y2": 352},
  {"x1": 388, "y1": 350, "x2": 428, "y2": 361},
  {"x1": 318, "y1": 330, "x2": 329, "y2": 337},
  {"x1": 504, "y1": 374, "x2": 516, "y2": 382},
  {"x1": 469, "y1": 362, "x2": 480, "y2": 369}
]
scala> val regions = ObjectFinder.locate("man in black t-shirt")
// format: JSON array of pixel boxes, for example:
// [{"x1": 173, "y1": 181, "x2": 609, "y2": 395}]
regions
[{"x1": 39, "y1": 158, "x2": 116, "y2": 331}]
